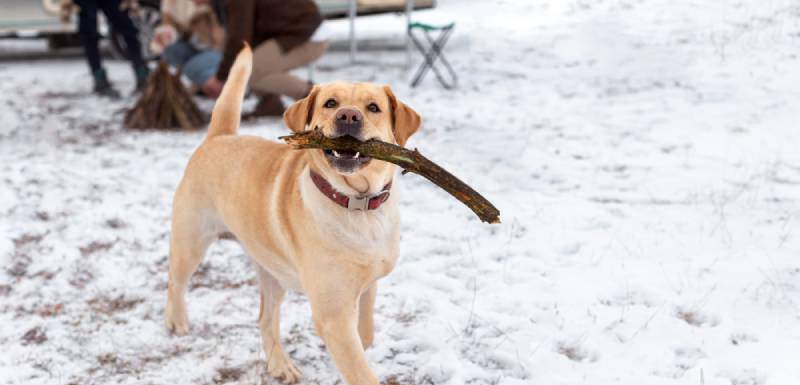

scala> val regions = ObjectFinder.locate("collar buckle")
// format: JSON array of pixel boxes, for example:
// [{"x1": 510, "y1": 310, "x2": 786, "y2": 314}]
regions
[
  {"x1": 347, "y1": 195, "x2": 370, "y2": 210},
  {"x1": 310, "y1": 169, "x2": 392, "y2": 211}
]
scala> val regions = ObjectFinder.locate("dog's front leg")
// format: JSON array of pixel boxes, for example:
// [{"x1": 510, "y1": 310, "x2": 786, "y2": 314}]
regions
[
  {"x1": 255, "y1": 266, "x2": 302, "y2": 383},
  {"x1": 309, "y1": 288, "x2": 379, "y2": 385},
  {"x1": 358, "y1": 283, "x2": 376, "y2": 349}
]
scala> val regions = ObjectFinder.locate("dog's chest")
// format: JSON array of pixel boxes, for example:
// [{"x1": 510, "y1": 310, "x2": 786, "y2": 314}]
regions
[
  {"x1": 272, "y1": 268, "x2": 305, "y2": 292},
  {"x1": 315, "y1": 215, "x2": 401, "y2": 279},
  {"x1": 328, "y1": 217, "x2": 400, "y2": 263},
  {"x1": 369, "y1": 252, "x2": 399, "y2": 280}
]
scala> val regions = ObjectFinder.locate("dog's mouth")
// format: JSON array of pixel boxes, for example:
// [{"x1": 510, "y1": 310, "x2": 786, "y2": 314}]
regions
[{"x1": 323, "y1": 148, "x2": 372, "y2": 173}]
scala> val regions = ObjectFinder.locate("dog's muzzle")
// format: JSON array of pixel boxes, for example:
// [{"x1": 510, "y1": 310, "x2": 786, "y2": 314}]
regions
[{"x1": 333, "y1": 107, "x2": 363, "y2": 138}]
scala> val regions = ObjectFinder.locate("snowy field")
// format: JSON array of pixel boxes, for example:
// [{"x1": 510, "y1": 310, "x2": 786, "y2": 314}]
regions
[{"x1": 2, "y1": 0, "x2": 800, "y2": 384}]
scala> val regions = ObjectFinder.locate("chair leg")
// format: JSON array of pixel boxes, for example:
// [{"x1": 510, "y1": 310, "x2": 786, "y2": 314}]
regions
[
  {"x1": 423, "y1": 28, "x2": 457, "y2": 89},
  {"x1": 410, "y1": 27, "x2": 457, "y2": 89},
  {"x1": 409, "y1": 32, "x2": 430, "y2": 88}
]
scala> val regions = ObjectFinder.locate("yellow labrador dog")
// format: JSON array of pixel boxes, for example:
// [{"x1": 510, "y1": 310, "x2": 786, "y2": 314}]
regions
[{"x1": 165, "y1": 46, "x2": 420, "y2": 385}]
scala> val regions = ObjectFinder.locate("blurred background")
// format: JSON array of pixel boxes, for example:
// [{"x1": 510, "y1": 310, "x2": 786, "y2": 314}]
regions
[{"x1": 1, "y1": 1, "x2": 799, "y2": 385}]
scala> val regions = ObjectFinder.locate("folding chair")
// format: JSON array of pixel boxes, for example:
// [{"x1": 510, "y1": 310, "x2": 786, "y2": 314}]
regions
[{"x1": 408, "y1": 20, "x2": 458, "y2": 89}]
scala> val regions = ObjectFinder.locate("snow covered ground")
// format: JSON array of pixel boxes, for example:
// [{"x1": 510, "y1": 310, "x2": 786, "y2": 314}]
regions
[{"x1": 2, "y1": 0, "x2": 800, "y2": 384}]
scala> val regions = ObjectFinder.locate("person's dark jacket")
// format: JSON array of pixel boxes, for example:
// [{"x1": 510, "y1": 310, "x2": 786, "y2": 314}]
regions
[{"x1": 215, "y1": 0, "x2": 322, "y2": 81}]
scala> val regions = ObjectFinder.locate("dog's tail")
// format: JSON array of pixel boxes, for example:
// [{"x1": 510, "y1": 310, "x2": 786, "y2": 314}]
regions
[{"x1": 206, "y1": 44, "x2": 252, "y2": 139}]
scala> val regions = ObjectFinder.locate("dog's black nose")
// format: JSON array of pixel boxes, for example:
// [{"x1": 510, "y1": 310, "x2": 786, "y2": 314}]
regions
[
  {"x1": 336, "y1": 108, "x2": 362, "y2": 124},
  {"x1": 334, "y1": 108, "x2": 363, "y2": 138}
]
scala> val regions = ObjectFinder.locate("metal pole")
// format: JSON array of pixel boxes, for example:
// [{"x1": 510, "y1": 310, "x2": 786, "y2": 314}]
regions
[
  {"x1": 349, "y1": 0, "x2": 357, "y2": 63},
  {"x1": 405, "y1": 0, "x2": 414, "y2": 69}
]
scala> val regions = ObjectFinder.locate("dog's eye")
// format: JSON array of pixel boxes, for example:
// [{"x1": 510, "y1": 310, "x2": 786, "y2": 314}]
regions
[
  {"x1": 367, "y1": 103, "x2": 381, "y2": 113},
  {"x1": 324, "y1": 99, "x2": 338, "y2": 108}
]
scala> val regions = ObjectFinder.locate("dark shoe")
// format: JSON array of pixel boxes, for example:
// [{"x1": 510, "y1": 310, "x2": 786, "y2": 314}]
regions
[
  {"x1": 92, "y1": 69, "x2": 121, "y2": 99},
  {"x1": 134, "y1": 64, "x2": 150, "y2": 92},
  {"x1": 245, "y1": 94, "x2": 285, "y2": 119}
]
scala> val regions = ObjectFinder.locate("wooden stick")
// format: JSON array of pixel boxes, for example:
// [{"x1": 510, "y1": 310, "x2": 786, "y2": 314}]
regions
[{"x1": 280, "y1": 130, "x2": 501, "y2": 224}]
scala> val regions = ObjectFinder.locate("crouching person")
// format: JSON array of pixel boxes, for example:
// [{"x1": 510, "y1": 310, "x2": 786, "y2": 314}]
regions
[
  {"x1": 207, "y1": 0, "x2": 329, "y2": 117},
  {"x1": 151, "y1": 0, "x2": 225, "y2": 97}
]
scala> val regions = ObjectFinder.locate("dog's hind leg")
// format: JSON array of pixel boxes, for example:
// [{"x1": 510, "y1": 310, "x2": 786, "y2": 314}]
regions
[
  {"x1": 165, "y1": 199, "x2": 216, "y2": 336},
  {"x1": 255, "y1": 266, "x2": 302, "y2": 383}
]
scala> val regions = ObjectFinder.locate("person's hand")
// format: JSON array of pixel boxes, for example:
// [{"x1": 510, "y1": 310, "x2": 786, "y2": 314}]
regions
[
  {"x1": 59, "y1": 0, "x2": 75, "y2": 23},
  {"x1": 152, "y1": 25, "x2": 178, "y2": 52},
  {"x1": 202, "y1": 77, "x2": 224, "y2": 98}
]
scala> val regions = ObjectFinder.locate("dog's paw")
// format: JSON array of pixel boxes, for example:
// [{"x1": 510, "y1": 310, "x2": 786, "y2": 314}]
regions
[
  {"x1": 164, "y1": 304, "x2": 190, "y2": 336},
  {"x1": 267, "y1": 354, "x2": 303, "y2": 384}
]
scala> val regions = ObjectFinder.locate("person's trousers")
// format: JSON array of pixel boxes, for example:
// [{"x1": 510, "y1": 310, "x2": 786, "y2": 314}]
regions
[
  {"x1": 74, "y1": 0, "x2": 144, "y2": 73},
  {"x1": 250, "y1": 40, "x2": 328, "y2": 100},
  {"x1": 162, "y1": 41, "x2": 222, "y2": 87}
]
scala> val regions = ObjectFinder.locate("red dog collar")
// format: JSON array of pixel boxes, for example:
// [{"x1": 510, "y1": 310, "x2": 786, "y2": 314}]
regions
[{"x1": 310, "y1": 170, "x2": 392, "y2": 210}]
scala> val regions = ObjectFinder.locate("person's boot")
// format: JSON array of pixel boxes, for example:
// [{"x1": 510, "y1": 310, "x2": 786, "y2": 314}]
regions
[
  {"x1": 92, "y1": 68, "x2": 121, "y2": 99},
  {"x1": 133, "y1": 63, "x2": 150, "y2": 92},
  {"x1": 245, "y1": 93, "x2": 285, "y2": 119}
]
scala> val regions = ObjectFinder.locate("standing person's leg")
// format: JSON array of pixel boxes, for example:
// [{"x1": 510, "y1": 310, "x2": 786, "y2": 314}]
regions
[
  {"x1": 73, "y1": 0, "x2": 119, "y2": 97},
  {"x1": 250, "y1": 40, "x2": 328, "y2": 100},
  {"x1": 97, "y1": 0, "x2": 150, "y2": 89},
  {"x1": 74, "y1": 0, "x2": 101, "y2": 73}
]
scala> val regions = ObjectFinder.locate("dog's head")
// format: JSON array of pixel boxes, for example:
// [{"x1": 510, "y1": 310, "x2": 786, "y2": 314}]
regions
[{"x1": 284, "y1": 82, "x2": 421, "y2": 179}]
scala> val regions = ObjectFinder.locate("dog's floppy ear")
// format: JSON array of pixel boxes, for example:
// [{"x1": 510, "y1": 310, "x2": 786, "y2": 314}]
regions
[
  {"x1": 283, "y1": 86, "x2": 320, "y2": 132},
  {"x1": 383, "y1": 85, "x2": 421, "y2": 146}
]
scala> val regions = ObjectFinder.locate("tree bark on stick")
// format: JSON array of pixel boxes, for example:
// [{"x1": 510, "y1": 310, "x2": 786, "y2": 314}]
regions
[
  {"x1": 125, "y1": 61, "x2": 206, "y2": 130},
  {"x1": 280, "y1": 130, "x2": 501, "y2": 224}
]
